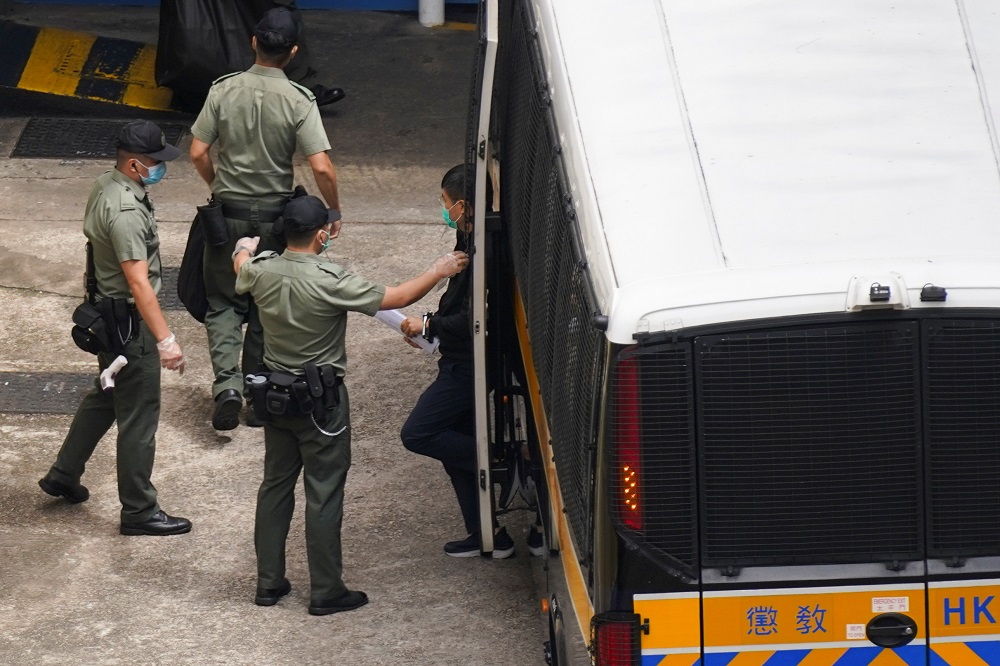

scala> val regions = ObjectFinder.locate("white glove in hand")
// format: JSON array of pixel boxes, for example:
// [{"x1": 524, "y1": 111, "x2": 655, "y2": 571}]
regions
[
  {"x1": 234, "y1": 236, "x2": 260, "y2": 257},
  {"x1": 432, "y1": 251, "x2": 469, "y2": 278},
  {"x1": 156, "y1": 333, "x2": 185, "y2": 375}
]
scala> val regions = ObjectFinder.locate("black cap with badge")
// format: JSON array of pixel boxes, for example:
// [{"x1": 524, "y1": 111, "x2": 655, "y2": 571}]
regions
[
  {"x1": 255, "y1": 7, "x2": 300, "y2": 47},
  {"x1": 116, "y1": 120, "x2": 181, "y2": 161},
  {"x1": 281, "y1": 195, "x2": 341, "y2": 233}
]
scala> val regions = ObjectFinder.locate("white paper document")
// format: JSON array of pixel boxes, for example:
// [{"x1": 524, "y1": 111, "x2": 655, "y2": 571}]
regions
[{"x1": 374, "y1": 309, "x2": 440, "y2": 354}]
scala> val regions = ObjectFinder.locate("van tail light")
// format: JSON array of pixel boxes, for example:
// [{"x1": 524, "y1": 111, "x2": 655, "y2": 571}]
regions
[
  {"x1": 614, "y1": 355, "x2": 642, "y2": 531},
  {"x1": 591, "y1": 612, "x2": 642, "y2": 665}
]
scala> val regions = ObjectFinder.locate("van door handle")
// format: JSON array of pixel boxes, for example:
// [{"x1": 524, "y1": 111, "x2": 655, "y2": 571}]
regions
[
  {"x1": 866, "y1": 613, "x2": 918, "y2": 648},
  {"x1": 868, "y1": 625, "x2": 914, "y2": 637}
]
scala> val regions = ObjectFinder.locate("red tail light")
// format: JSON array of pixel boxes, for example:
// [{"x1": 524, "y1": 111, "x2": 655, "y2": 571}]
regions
[
  {"x1": 614, "y1": 355, "x2": 642, "y2": 531},
  {"x1": 591, "y1": 612, "x2": 642, "y2": 665}
]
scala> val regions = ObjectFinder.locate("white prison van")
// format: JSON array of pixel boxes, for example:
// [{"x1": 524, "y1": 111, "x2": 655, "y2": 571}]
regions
[{"x1": 466, "y1": 1, "x2": 1000, "y2": 664}]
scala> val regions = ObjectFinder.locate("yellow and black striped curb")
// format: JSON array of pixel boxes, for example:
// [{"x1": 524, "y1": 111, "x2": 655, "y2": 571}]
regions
[{"x1": 0, "y1": 19, "x2": 173, "y2": 110}]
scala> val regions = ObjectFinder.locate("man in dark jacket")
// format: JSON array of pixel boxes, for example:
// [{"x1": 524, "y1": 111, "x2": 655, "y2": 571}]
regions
[{"x1": 399, "y1": 165, "x2": 515, "y2": 559}]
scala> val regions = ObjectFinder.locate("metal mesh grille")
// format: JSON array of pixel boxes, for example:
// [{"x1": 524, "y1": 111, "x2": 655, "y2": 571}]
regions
[
  {"x1": 696, "y1": 324, "x2": 923, "y2": 566},
  {"x1": 493, "y1": 0, "x2": 603, "y2": 564},
  {"x1": 925, "y1": 320, "x2": 1000, "y2": 557},
  {"x1": 590, "y1": 613, "x2": 641, "y2": 665},
  {"x1": 610, "y1": 345, "x2": 698, "y2": 574}
]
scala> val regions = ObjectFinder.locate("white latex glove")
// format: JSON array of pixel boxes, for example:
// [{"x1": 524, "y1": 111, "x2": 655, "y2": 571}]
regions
[
  {"x1": 156, "y1": 333, "x2": 185, "y2": 375},
  {"x1": 432, "y1": 251, "x2": 469, "y2": 278},
  {"x1": 234, "y1": 236, "x2": 260, "y2": 257}
]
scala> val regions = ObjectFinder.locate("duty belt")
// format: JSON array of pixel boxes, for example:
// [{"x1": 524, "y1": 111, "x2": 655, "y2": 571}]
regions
[
  {"x1": 245, "y1": 363, "x2": 342, "y2": 425},
  {"x1": 220, "y1": 203, "x2": 283, "y2": 224}
]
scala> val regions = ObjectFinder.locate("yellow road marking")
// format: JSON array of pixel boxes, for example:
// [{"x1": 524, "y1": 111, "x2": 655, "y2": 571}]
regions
[{"x1": 18, "y1": 26, "x2": 96, "y2": 96}]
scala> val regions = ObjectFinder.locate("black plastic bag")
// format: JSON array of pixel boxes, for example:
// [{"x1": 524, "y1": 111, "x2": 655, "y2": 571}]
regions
[
  {"x1": 155, "y1": 0, "x2": 257, "y2": 112},
  {"x1": 177, "y1": 213, "x2": 209, "y2": 323}
]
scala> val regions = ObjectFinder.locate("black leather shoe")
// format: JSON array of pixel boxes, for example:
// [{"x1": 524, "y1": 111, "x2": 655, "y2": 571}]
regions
[
  {"x1": 254, "y1": 578, "x2": 291, "y2": 606},
  {"x1": 38, "y1": 476, "x2": 89, "y2": 503},
  {"x1": 309, "y1": 590, "x2": 368, "y2": 616},
  {"x1": 212, "y1": 389, "x2": 242, "y2": 431},
  {"x1": 309, "y1": 84, "x2": 346, "y2": 106},
  {"x1": 120, "y1": 510, "x2": 192, "y2": 536}
]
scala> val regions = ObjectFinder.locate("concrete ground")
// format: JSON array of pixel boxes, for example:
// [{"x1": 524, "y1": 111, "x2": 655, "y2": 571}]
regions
[{"x1": 0, "y1": 5, "x2": 548, "y2": 665}]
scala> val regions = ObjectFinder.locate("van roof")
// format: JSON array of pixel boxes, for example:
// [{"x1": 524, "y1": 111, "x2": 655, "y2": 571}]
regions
[{"x1": 540, "y1": 0, "x2": 1000, "y2": 343}]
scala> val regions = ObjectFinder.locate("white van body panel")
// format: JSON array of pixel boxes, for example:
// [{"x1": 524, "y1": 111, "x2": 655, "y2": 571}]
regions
[{"x1": 541, "y1": 0, "x2": 1000, "y2": 344}]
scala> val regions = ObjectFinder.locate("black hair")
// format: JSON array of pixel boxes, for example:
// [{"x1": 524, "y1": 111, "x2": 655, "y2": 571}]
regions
[
  {"x1": 441, "y1": 163, "x2": 495, "y2": 208},
  {"x1": 284, "y1": 224, "x2": 322, "y2": 247},
  {"x1": 440, "y1": 164, "x2": 465, "y2": 203},
  {"x1": 255, "y1": 31, "x2": 294, "y2": 64}
]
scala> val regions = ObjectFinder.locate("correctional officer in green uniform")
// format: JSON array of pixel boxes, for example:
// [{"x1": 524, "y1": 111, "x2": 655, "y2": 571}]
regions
[
  {"x1": 39, "y1": 120, "x2": 192, "y2": 536},
  {"x1": 232, "y1": 196, "x2": 467, "y2": 614},
  {"x1": 249, "y1": 0, "x2": 346, "y2": 106},
  {"x1": 190, "y1": 6, "x2": 342, "y2": 431}
]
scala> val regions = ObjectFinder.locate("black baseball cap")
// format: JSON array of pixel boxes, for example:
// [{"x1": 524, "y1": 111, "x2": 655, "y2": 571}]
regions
[
  {"x1": 255, "y1": 7, "x2": 299, "y2": 46},
  {"x1": 282, "y1": 195, "x2": 341, "y2": 232},
  {"x1": 116, "y1": 120, "x2": 181, "y2": 161}
]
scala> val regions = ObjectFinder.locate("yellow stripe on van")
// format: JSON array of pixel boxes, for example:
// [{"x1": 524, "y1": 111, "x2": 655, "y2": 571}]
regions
[
  {"x1": 867, "y1": 652, "x2": 913, "y2": 665},
  {"x1": 796, "y1": 649, "x2": 848, "y2": 665},
  {"x1": 702, "y1": 585, "x2": 925, "y2": 648},
  {"x1": 633, "y1": 595, "x2": 699, "y2": 652},
  {"x1": 929, "y1": 580, "x2": 1000, "y2": 638},
  {"x1": 657, "y1": 655, "x2": 701, "y2": 666},
  {"x1": 725, "y1": 652, "x2": 774, "y2": 665},
  {"x1": 931, "y1": 643, "x2": 991, "y2": 665},
  {"x1": 512, "y1": 285, "x2": 594, "y2": 639}
]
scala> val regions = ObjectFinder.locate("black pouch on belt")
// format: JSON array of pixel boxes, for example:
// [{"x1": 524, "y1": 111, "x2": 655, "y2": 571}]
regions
[
  {"x1": 319, "y1": 365, "x2": 340, "y2": 409},
  {"x1": 265, "y1": 371, "x2": 297, "y2": 416},
  {"x1": 198, "y1": 197, "x2": 229, "y2": 247},
  {"x1": 291, "y1": 381, "x2": 313, "y2": 417},
  {"x1": 304, "y1": 363, "x2": 325, "y2": 420}
]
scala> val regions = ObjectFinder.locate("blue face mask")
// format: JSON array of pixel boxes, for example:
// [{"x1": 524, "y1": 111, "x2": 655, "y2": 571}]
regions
[
  {"x1": 318, "y1": 229, "x2": 332, "y2": 254},
  {"x1": 138, "y1": 160, "x2": 166, "y2": 186}
]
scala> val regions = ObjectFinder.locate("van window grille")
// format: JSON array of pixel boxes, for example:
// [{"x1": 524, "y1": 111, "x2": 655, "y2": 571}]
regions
[
  {"x1": 695, "y1": 324, "x2": 923, "y2": 566},
  {"x1": 925, "y1": 320, "x2": 1000, "y2": 557},
  {"x1": 492, "y1": 0, "x2": 604, "y2": 565}
]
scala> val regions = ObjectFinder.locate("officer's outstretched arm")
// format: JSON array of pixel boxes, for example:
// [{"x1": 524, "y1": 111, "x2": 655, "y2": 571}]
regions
[{"x1": 380, "y1": 251, "x2": 468, "y2": 310}]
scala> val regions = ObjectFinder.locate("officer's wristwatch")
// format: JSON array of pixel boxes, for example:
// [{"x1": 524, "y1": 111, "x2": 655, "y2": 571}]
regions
[{"x1": 421, "y1": 312, "x2": 434, "y2": 341}]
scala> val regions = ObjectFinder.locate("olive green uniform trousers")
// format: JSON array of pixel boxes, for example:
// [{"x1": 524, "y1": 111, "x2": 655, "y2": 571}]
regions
[
  {"x1": 202, "y1": 210, "x2": 283, "y2": 398},
  {"x1": 255, "y1": 384, "x2": 351, "y2": 601},
  {"x1": 47, "y1": 323, "x2": 162, "y2": 522}
]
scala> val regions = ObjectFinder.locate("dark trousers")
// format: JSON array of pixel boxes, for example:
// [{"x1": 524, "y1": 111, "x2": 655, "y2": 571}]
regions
[
  {"x1": 400, "y1": 358, "x2": 479, "y2": 535},
  {"x1": 202, "y1": 211, "x2": 282, "y2": 398},
  {"x1": 255, "y1": 384, "x2": 351, "y2": 600},
  {"x1": 48, "y1": 323, "x2": 162, "y2": 522}
]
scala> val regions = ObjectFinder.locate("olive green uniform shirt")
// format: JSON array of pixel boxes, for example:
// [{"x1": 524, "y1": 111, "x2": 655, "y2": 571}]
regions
[
  {"x1": 235, "y1": 250, "x2": 386, "y2": 375},
  {"x1": 83, "y1": 169, "x2": 161, "y2": 301},
  {"x1": 190, "y1": 64, "x2": 331, "y2": 207}
]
